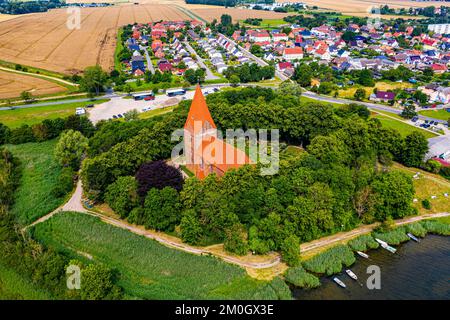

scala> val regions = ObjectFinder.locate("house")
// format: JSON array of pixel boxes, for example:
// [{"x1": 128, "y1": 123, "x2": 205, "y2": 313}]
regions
[
  {"x1": 184, "y1": 85, "x2": 251, "y2": 179},
  {"x1": 159, "y1": 62, "x2": 173, "y2": 73},
  {"x1": 277, "y1": 61, "x2": 293, "y2": 71},
  {"x1": 431, "y1": 63, "x2": 448, "y2": 74},
  {"x1": 247, "y1": 30, "x2": 271, "y2": 42},
  {"x1": 371, "y1": 90, "x2": 395, "y2": 102},
  {"x1": 283, "y1": 47, "x2": 303, "y2": 60},
  {"x1": 131, "y1": 55, "x2": 145, "y2": 73},
  {"x1": 272, "y1": 33, "x2": 288, "y2": 42}
]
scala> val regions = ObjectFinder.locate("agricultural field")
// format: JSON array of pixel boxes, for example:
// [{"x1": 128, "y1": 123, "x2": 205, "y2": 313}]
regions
[
  {"x1": 0, "y1": 14, "x2": 19, "y2": 22},
  {"x1": 31, "y1": 211, "x2": 281, "y2": 300},
  {"x1": 419, "y1": 109, "x2": 450, "y2": 122},
  {"x1": 0, "y1": 70, "x2": 67, "y2": 99},
  {"x1": 190, "y1": 7, "x2": 291, "y2": 22},
  {"x1": 0, "y1": 5, "x2": 190, "y2": 74},
  {"x1": 6, "y1": 140, "x2": 66, "y2": 226},
  {"x1": 371, "y1": 112, "x2": 438, "y2": 139},
  {"x1": 0, "y1": 99, "x2": 108, "y2": 128},
  {"x1": 279, "y1": 0, "x2": 450, "y2": 17}
]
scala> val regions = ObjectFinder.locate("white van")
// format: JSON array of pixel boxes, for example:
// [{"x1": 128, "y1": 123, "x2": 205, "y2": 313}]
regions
[{"x1": 75, "y1": 107, "x2": 86, "y2": 115}]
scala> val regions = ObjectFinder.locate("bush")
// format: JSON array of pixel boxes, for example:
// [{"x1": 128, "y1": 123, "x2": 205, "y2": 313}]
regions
[
  {"x1": 303, "y1": 245, "x2": 355, "y2": 276},
  {"x1": 280, "y1": 235, "x2": 301, "y2": 267},
  {"x1": 348, "y1": 234, "x2": 379, "y2": 251},
  {"x1": 422, "y1": 199, "x2": 431, "y2": 210},
  {"x1": 284, "y1": 266, "x2": 320, "y2": 289},
  {"x1": 224, "y1": 223, "x2": 249, "y2": 256},
  {"x1": 135, "y1": 160, "x2": 184, "y2": 198},
  {"x1": 268, "y1": 277, "x2": 292, "y2": 300}
]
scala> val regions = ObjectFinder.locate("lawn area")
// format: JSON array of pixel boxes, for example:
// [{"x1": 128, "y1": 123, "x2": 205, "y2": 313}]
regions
[
  {"x1": 0, "y1": 263, "x2": 53, "y2": 300},
  {"x1": 392, "y1": 163, "x2": 450, "y2": 215},
  {"x1": 419, "y1": 109, "x2": 450, "y2": 121},
  {"x1": 372, "y1": 113, "x2": 437, "y2": 139},
  {"x1": 241, "y1": 19, "x2": 287, "y2": 28},
  {"x1": 0, "y1": 99, "x2": 108, "y2": 128},
  {"x1": 300, "y1": 95, "x2": 343, "y2": 108},
  {"x1": 31, "y1": 212, "x2": 281, "y2": 300},
  {"x1": 6, "y1": 140, "x2": 66, "y2": 226},
  {"x1": 138, "y1": 106, "x2": 174, "y2": 119},
  {"x1": 338, "y1": 81, "x2": 412, "y2": 100}
]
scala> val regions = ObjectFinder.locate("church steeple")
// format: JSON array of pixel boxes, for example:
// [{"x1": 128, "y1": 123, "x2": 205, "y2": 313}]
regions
[{"x1": 184, "y1": 85, "x2": 217, "y2": 134}]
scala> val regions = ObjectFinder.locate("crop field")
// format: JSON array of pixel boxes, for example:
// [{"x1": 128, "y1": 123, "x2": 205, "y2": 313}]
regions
[
  {"x1": 6, "y1": 140, "x2": 65, "y2": 226},
  {"x1": 190, "y1": 7, "x2": 290, "y2": 22},
  {"x1": 0, "y1": 14, "x2": 19, "y2": 23},
  {"x1": 279, "y1": 0, "x2": 450, "y2": 16},
  {"x1": 0, "y1": 5, "x2": 190, "y2": 74},
  {"x1": 0, "y1": 70, "x2": 67, "y2": 99},
  {"x1": 31, "y1": 211, "x2": 280, "y2": 300}
]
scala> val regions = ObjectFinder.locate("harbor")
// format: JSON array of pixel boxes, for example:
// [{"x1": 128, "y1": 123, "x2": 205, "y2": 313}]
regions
[{"x1": 294, "y1": 235, "x2": 450, "y2": 300}]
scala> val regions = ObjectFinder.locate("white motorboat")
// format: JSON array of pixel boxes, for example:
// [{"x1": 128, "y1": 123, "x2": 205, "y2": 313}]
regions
[
  {"x1": 407, "y1": 233, "x2": 420, "y2": 242},
  {"x1": 333, "y1": 277, "x2": 346, "y2": 288},
  {"x1": 345, "y1": 269, "x2": 358, "y2": 280},
  {"x1": 356, "y1": 251, "x2": 369, "y2": 259}
]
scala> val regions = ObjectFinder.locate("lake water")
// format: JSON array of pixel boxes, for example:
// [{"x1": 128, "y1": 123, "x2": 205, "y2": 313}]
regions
[{"x1": 293, "y1": 235, "x2": 450, "y2": 300}]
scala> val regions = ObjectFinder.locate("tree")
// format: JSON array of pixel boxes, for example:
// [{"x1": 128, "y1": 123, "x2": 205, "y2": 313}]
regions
[
  {"x1": 358, "y1": 69, "x2": 375, "y2": 87},
  {"x1": 54, "y1": 129, "x2": 88, "y2": 169},
  {"x1": 401, "y1": 132, "x2": 428, "y2": 167},
  {"x1": 293, "y1": 64, "x2": 312, "y2": 87},
  {"x1": 220, "y1": 14, "x2": 232, "y2": 26},
  {"x1": 371, "y1": 170, "x2": 415, "y2": 220},
  {"x1": 135, "y1": 160, "x2": 184, "y2": 198},
  {"x1": 20, "y1": 91, "x2": 32, "y2": 101},
  {"x1": 80, "y1": 264, "x2": 122, "y2": 300},
  {"x1": 280, "y1": 235, "x2": 301, "y2": 267},
  {"x1": 80, "y1": 65, "x2": 109, "y2": 96},
  {"x1": 401, "y1": 104, "x2": 417, "y2": 119},
  {"x1": 278, "y1": 81, "x2": 302, "y2": 97},
  {"x1": 105, "y1": 176, "x2": 139, "y2": 218},
  {"x1": 143, "y1": 187, "x2": 181, "y2": 231},
  {"x1": 0, "y1": 123, "x2": 10, "y2": 145},
  {"x1": 354, "y1": 88, "x2": 366, "y2": 101},
  {"x1": 413, "y1": 90, "x2": 428, "y2": 105},
  {"x1": 229, "y1": 74, "x2": 240, "y2": 87},
  {"x1": 250, "y1": 44, "x2": 264, "y2": 57},
  {"x1": 317, "y1": 82, "x2": 334, "y2": 94},
  {"x1": 184, "y1": 69, "x2": 197, "y2": 84},
  {"x1": 123, "y1": 109, "x2": 139, "y2": 121},
  {"x1": 180, "y1": 209, "x2": 203, "y2": 245},
  {"x1": 224, "y1": 223, "x2": 249, "y2": 256}
]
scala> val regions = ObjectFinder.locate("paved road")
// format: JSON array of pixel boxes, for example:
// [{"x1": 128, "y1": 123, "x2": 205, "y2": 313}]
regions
[
  {"x1": 184, "y1": 41, "x2": 219, "y2": 80},
  {"x1": 142, "y1": 47, "x2": 155, "y2": 74},
  {"x1": 218, "y1": 33, "x2": 289, "y2": 81}
]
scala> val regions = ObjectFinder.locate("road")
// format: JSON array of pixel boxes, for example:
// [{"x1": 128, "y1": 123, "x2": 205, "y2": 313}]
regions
[
  {"x1": 142, "y1": 47, "x2": 155, "y2": 74},
  {"x1": 218, "y1": 33, "x2": 289, "y2": 81},
  {"x1": 184, "y1": 41, "x2": 219, "y2": 81}
]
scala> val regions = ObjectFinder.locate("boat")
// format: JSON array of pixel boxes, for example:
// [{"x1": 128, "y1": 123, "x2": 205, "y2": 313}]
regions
[
  {"x1": 345, "y1": 269, "x2": 358, "y2": 280},
  {"x1": 333, "y1": 277, "x2": 346, "y2": 288},
  {"x1": 407, "y1": 233, "x2": 420, "y2": 242},
  {"x1": 375, "y1": 238, "x2": 387, "y2": 246},
  {"x1": 356, "y1": 251, "x2": 369, "y2": 259},
  {"x1": 381, "y1": 242, "x2": 397, "y2": 253}
]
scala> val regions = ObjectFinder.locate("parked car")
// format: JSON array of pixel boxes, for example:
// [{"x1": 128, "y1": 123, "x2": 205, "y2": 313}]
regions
[
  {"x1": 112, "y1": 115, "x2": 118, "y2": 119},
  {"x1": 117, "y1": 114, "x2": 123, "y2": 118},
  {"x1": 86, "y1": 104, "x2": 94, "y2": 108}
]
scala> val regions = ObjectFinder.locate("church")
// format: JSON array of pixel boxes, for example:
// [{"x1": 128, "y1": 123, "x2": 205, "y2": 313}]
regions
[{"x1": 184, "y1": 85, "x2": 252, "y2": 179}]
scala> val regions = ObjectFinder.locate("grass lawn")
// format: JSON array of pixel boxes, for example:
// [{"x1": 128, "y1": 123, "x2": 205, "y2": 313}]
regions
[
  {"x1": 300, "y1": 95, "x2": 343, "y2": 108},
  {"x1": 338, "y1": 81, "x2": 412, "y2": 100},
  {"x1": 6, "y1": 140, "x2": 66, "y2": 226},
  {"x1": 0, "y1": 263, "x2": 53, "y2": 300},
  {"x1": 139, "y1": 106, "x2": 174, "y2": 119},
  {"x1": 0, "y1": 99, "x2": 108, "y2": 128},
  {"x1": 241, "y1": 19, "x2": 288, "y2": 28},
  {"x1": 419, "y1": 109, "x2": 450, "y2": 121},
  {"x1": 31, "y1": 212, "x2": 280, "y2": 300},
  {"x1": 392, "y1": 163, "x2": 450, "y2": 215},
  {"x1": 372, "y1": 113, "x2": 437, "y2": 139}
]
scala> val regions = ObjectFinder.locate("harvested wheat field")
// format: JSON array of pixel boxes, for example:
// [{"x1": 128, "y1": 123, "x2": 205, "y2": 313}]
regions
[
  {"x1": 191, "y1": 7, "x2": 290, "y2": 22},
  {"x1": 0, "y1": 70, "x2": 66, "y2": 99},
  {"x1": 0, "y1": 14, "x2": 19, "y2": 22},
  {"x1": 0, "y1": 4, "x2": 190, "y2": 75},
  {"x1": 279, "y1": 0, "x2": 450, "y2": 17}
]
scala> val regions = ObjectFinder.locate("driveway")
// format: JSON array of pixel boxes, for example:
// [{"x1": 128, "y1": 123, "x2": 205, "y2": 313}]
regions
[{"x1": 184, "y1": 41, "x2": 220, "y2": 81}]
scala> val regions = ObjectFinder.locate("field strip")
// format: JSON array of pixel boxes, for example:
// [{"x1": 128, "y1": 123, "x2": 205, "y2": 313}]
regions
[{"x1": 0, "y1": 66, "x2": 77, "y2": 87}]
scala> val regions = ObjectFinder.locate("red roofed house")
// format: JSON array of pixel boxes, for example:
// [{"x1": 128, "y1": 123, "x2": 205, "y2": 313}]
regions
[
  {"x1": 283, "y1": 47, "x2": 303, "y2": 60},
  {"x1": 184, "y1": 86, "x2": 252, "y2": 179},
  {"x1": 159, "y1": 62, "x2": 173, "y2": 72},
  {"x1": 431, "y1": 63, "x2": 448, "y2": 74},
  {"x1": 277, "y1": 61, "x2": 293, "y2": 71}
]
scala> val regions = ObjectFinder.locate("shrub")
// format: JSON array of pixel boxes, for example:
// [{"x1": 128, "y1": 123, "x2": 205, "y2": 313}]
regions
[
  {"x1": 51, "y1": 167, "x2": 74, "y2": 198},
  {"x1": 224, "y1": 223, "x2": 249, "y2": 256},
  {"x1": 348, "y1": 234, "x2": 379, "y2": 251},
  {"x1": 422, "y1": 199, "x2": 431, "y2": 210},
  {"x1": 303, "y1": 245, "x2": 355, "y2": 276},
  {"x1": 284, "y1": 266, "x2": 320, "y2": 289},
  {"x1": 280, "y1": 235, "x2": 301, "y2": 267},
  {"x1": 105, "y1": 176, "x2": 139, "y2": 218}
]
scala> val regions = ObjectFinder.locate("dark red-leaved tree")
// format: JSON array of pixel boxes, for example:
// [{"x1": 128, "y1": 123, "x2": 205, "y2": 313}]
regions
[{"x1": 135, "y1": 160, "x2": 184, "y2": 198}]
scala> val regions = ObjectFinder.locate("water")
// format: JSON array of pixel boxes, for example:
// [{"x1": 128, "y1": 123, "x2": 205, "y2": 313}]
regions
[{"x1": 294, "y1": 235, "x2": 450, "y2": 300}]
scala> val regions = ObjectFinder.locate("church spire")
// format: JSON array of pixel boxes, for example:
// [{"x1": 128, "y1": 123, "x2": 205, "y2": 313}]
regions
[{"x1": 184, "y1": 85, "x2": 217, "y2": 133}]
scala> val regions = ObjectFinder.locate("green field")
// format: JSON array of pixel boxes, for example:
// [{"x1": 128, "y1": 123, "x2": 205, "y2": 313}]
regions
[
  {"x1": 0, "y1": 99, "x2": 108, "y2": 128},
  {"x1": 31, "y1": 212, "x2": 281, "y2": 300},
  {"x1": 241, "y1": 19, "x2": 287, "y2": 28},
  {"x1": 0, "y1": 263, "x2": 53, "y2": 300},
  {"x1": 6, "y1": 140, "x2": 66, "y2": 225},
  {"x1": 419, "y1": 109, "x2": 450, "y2": 121},
  {"x1": 372, "y1": 114, "x2": 437, "y2": 139}
]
